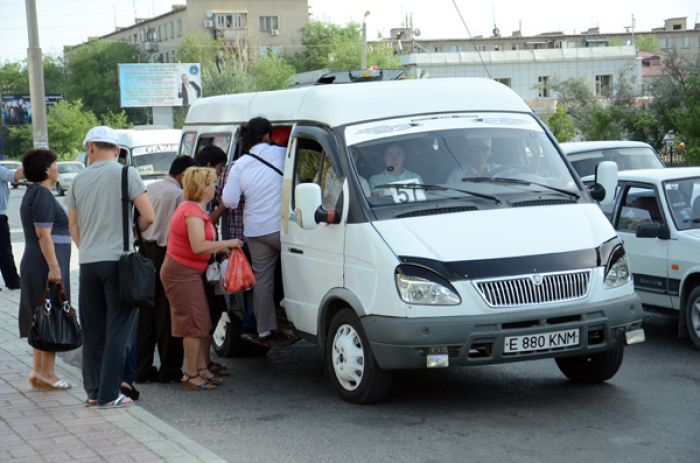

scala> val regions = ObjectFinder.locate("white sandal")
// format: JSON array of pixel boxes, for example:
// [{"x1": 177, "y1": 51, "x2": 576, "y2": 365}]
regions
[
  {"x1": 99, "y1": 393, "x2": 134, "y2": 409},
  {"x1": 50, "y1": 379, "x2": 72, "y2": 390}
]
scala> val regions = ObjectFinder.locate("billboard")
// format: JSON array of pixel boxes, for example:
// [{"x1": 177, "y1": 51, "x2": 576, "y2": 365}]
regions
[
  {"x1": 119, "y1": 63, "x2": 202, "y2": 108},
  {"x1": 1, "y1": 94, "x2": 63, "y2": 126}
]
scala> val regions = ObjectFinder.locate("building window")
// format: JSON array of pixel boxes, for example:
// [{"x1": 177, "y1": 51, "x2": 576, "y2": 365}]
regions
[
  {"x1": 450, "y1": 45, "x2": 464, "y2": 52},
  {"x1": 661, "y1": 37, "x2": 674, "y2": 49},
  {"x1": 170, "y1": 22, "x2": 174, "y2": 39},
  {"x1": 595, "y1": 74, "x2": 613, "y2": 97},
  {"x1": 217, "y1": 13, "x2": 245, "y2": 29},
  {"x1": 681, "y1": 37, "x2": 690, "y2": 48},
  {"x1": 259, "y1": 16, "x2": 278, "y2": 32},
  {"x1": 157, "y1": 25, "x2": 162, "y2": 41},
  {"x1": 495, "y1": 77, "x2": 512, "y2": 87},
  {"x1": 177, "y1": 19, "x2": 182, "y2": 36},
  {"x1": 434, "y1": 46, "x2": 443, "y2": 53},
  {"x1": 538, "y1": 76, "x2": 550, "y2": 98}
]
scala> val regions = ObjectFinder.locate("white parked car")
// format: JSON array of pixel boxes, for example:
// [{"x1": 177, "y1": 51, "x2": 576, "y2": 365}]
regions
[
  {"x1": 0, "y1": 160, "x2": 28, "y2": 188},
  {"x1": 55, "y1": 161, "x2": 84, "y2": 196},
  {"x1": 561, "y1": 141, "x2": 664, "y2": 178},
  {"x1": 607, "y1": 167, "x2": 700, "y2": 349}
]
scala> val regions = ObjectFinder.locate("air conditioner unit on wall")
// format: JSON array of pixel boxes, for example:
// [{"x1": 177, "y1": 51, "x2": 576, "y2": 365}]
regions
[
  {"x1": 203, "y1": 20, "x2": 214, "y2": 29},
  {"x1": 270, "y1": 28, "x2": 279, "y2": 36}
]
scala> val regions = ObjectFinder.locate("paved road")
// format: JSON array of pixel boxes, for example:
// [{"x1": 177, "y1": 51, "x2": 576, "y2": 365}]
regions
[{"x1": 6, "y1": 187, "x2": 699, "y2": 463}]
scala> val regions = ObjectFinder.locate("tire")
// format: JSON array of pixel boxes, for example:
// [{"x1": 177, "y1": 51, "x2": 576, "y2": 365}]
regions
[
  {"x1": 555, "y1": 345, "x2": 624, "y2": 383},
  {"x1": 684, "y1": 287, "x2": 700, "y2": 350},
  {"x1": 325, "y1": 308, "x2": 391, "y2": 404},
  {"x1": 212, "y1": 312, "x2": 270, "y2": 358},
  {"x1": 56, "y1": 183, "x2": 65, "y2": 196}
]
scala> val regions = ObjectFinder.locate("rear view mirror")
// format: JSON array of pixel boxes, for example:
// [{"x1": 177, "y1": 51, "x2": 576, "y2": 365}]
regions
[
  {"x1": 594, "y1": 161, "x2": 618, "y2": 206},
  {"x1": 295, "y1": 183, "x2": 322, "y2": 230},
  {"x1": 635, "y1": 223, "x2": 670, "y2": 240}
]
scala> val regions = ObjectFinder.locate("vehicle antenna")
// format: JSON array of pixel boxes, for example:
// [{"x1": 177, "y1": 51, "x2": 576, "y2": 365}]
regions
[{"x1": 450, "y1": 0, "x2": 492, "y2": 78}]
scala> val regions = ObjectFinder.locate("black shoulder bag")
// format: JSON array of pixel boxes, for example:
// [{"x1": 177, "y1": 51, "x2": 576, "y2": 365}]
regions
[
  {"x1": 118, "y1": 165, "x2": 156, "y2": 308},
  {"x1": 247, "y1": 153, "x2": 283, "y2": 175}
]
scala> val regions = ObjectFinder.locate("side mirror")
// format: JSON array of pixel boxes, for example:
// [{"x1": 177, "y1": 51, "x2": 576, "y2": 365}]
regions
[
  {"x1": 593, "y1": 161, "x2": 618, "y2": 206},
  {"x1": 635, "y1": 223, "x2": 671, "y2": 240},
  {"x1": 295, "y1": 183, "x2": 322, "y2": 230}
]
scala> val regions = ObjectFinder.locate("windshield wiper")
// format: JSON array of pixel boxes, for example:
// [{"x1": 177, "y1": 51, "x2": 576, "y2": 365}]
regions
[
  {"x1": 373, "y1": 183, "x2": 502, "y2": 204},
  {"x1": 461, "y1": 176, "x2": 580, "y2": 199}
]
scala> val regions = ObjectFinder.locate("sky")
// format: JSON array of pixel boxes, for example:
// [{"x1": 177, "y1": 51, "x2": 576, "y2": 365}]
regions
[{"x1": 0, "y1": 0, "x2": 698, "y2": 61}]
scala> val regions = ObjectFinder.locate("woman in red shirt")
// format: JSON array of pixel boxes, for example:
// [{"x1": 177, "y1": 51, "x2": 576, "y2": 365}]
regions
[{"x1": 161, "y1": 167, "x2": 242, "y2": 390}]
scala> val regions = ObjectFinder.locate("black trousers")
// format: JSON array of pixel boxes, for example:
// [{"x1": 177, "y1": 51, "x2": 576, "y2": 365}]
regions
[
  {"x1": 137, "y1": 242, "x2": 183, "y2": 382},
  {"x1": 0, "y1": 215, "x2": 20, "y2": 288},
  {"x1": 79, "y1": 261, "x2": 137, "y2": 405}
]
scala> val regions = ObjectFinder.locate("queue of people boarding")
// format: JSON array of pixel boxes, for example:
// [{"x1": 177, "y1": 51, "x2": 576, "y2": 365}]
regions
[{"x1": 14, "y1": 118, "x2": 289, "y2": 406}]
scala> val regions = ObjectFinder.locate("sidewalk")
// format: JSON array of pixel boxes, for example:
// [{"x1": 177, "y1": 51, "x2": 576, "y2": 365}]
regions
[{"x1": 0, "y1": 241, "x2": 226, "y2": 462}]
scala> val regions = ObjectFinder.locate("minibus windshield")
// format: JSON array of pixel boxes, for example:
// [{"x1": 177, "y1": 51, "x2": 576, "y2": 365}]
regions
[
  {"x1": 131, "y1": 144, "x2": 179, "y2": 177},
  {"x1": 345, "y1": 113, "x2": 578, "y2": 207}
]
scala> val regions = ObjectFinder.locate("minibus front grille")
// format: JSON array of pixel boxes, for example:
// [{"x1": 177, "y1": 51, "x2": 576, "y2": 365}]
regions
[{"x1": 473, "y1": 269, "x2": 591, "y2": 308}]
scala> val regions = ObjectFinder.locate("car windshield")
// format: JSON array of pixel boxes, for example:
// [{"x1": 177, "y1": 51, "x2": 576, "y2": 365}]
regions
[
  {"x1": 131, "y1": 145, "x2": 179, "y2": 176},
  {"x1": 663, "y1": 177, "x2": 700, "y2": 231},
  {"x1": 58, "y1": 163, "x2": 83, "y2": 174},
  {"x1": 568, "y1": 146, "x2": 663, "y2": 177},
  {"x1": 345, "y1": 113, "x2": 578, "y2": 209}
]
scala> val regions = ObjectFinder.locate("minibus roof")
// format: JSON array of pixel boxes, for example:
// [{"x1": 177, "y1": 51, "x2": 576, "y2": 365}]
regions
[
  {"x1": 115, "y1": 128, "x2": 181, "y2": 149},
  {"x1": 184, "y1": 78, "x2": 531, "y2": 128}
]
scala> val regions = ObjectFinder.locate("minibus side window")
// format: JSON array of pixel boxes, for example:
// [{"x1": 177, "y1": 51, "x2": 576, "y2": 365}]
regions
[
  {"x1": 195, "y1": 133, "x2": 232, "y2": 156},
  {"x1": 292, "y1": 138, "x2": 343, "y2": 212},
  {"x1": 180, "y1": 131, "x2": 197, "y2": 157},
  {"x1": 118, "y1": 148, "x2": 128, "y2": 166}
]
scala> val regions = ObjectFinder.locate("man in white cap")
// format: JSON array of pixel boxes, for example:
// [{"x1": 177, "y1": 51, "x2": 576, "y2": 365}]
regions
[{"x1": 67, "y1": 126, "x2": 154, "y2": 408}]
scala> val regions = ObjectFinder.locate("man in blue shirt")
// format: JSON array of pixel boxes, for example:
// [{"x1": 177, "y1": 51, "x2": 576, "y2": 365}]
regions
[{"x1": 0, "y1": 164, "x2": 24, "y2": 289}]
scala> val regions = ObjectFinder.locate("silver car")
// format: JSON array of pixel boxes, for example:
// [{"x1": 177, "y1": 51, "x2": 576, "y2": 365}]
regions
[
  {"x1": 561, "y1": 140, "x2": 664, "y2": 178},
  {"x1": 56, "y1": 161, "x2": 85, "y2": 196}
]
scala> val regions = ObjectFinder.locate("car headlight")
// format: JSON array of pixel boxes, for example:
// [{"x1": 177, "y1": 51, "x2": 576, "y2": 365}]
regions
[
  {"x1": 604, "y1": 246, "x2": 631, "y2": 289},
  {"x1": 395, "y1": 265, "x2": 461, "y2": 305}
]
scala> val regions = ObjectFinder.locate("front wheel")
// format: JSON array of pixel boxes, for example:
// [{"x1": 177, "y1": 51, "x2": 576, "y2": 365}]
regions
[
  {"x1": 555, "y1": 345, "x2": 624, "y2": 383},
  {"x1": 684, "y1": 287, "x2": 700, "y2": 349},
  {"x1": 325, "y1": 309, "x2": 391, "y2": 404}
]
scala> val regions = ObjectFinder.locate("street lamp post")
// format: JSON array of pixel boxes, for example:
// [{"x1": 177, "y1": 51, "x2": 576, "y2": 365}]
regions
[
  {"x1": 25, "y1": 0, "x2": 49, "y2": 148},
  {"x1": 361, "y1": 11, "x2": 370, "y2": 69}
]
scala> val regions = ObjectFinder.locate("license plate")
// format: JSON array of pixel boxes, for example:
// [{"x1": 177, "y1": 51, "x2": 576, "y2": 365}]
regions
[{"x1": 504, "y1": 328, "x2": 580, "y2": 353}]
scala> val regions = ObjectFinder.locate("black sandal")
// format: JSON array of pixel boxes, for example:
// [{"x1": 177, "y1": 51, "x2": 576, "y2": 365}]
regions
[
  {"x1": 198, "y1": 368, "x2": 224, "y2": 385},
  {"x1": 181, "y1": 372, "x2": 216, "y2": 391},
  {"x1": 120, "y1": 382, "x2": 140, "y2": 401}
]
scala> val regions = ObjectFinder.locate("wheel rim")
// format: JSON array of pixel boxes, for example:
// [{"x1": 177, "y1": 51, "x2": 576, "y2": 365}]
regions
[
  {"x1": 213, "y1": 312, "x2": 231, "y2": 348},
  {"x1": 691, "y1": 299, "x2": 700, "y2": 338},
  {"x1": 331, "y1": 323, "x2": 365, "y2": 391}
]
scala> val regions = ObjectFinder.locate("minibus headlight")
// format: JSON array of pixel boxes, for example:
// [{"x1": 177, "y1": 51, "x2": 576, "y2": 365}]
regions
[
  {"x1": 604, "y1": 248, "x2": 631, "y2": 289},
  {"x1": 395, "y1": 265, "x2": 461, "y2": 305}
]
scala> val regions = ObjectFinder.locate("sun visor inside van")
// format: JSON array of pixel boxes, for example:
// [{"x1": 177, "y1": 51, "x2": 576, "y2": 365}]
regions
[{"x1": 271, "y1": 127, "x2": 291, "y2": 147}]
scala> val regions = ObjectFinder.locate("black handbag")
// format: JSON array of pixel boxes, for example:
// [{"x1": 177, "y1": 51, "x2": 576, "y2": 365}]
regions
[
  {"x1": 28, "y1": 282, "x2": 82, "y2": 352},
  {"x1": 118, "y1": 165, "x2": 156, "y2": 307}
]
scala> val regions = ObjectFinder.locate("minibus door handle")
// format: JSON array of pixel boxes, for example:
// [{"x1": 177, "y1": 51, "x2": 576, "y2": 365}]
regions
[{"x1": 290, "y1": 247, "x2": 304, "y2": 255}]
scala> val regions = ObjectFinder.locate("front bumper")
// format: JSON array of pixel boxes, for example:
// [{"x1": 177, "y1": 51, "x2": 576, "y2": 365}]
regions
[{"x1": 361, "y1": 294, "x2": 643, "y2": 370}]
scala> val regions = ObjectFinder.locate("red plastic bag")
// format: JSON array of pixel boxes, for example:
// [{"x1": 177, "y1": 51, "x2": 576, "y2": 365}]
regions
[{"x1": 222, "y1": 248, "x2": 256, "y2": 293}]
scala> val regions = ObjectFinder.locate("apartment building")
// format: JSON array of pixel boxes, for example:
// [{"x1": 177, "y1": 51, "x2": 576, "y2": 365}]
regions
[{"x1": 74, "y1": 0, "x2": 308, "y2": 63}]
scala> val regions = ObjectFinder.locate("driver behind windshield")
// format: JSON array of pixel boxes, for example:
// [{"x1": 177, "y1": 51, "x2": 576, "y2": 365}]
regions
[
  {"x1": 369, "y1": 144, "x2": 423, "y2": 195},
  {"x1": 446, "y1": 137, "x2": 492, "y2": 183}
]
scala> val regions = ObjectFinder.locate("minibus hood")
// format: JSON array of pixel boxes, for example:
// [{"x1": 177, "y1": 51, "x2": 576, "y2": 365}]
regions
[{"x1": 372, "y1": 204, "x2": 615, "y2": 262}]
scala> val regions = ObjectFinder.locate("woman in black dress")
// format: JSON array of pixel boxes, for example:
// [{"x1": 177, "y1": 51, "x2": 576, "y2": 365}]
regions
[{"x1": 18, "y1": 149, "x2": 72, "y2": 390}]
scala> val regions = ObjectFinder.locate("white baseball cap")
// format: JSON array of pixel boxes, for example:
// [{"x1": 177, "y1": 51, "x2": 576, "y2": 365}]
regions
[{"x1": 83, "y1": 126, "x2": 119, "y2": 148}]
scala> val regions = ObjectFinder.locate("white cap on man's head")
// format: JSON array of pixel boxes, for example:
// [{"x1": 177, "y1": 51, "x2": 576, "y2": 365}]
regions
[{"x1": 83, "y1": 126, "x2": 119, "y2": 148}]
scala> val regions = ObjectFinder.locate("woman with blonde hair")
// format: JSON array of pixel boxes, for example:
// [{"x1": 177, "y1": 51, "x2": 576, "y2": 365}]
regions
[{"x1": 161, "y1": 167, "x2": 242, "y2": 390}]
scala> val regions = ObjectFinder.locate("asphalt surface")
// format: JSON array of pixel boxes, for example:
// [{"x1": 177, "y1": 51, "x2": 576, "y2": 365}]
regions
[{"x1": 7, "y1": 186, "x2": 699, "y2": 463}]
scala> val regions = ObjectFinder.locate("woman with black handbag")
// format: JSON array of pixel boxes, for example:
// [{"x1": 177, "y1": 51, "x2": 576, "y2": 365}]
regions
[{"x1": 18, "y1": 149, "x2": 74, "y2": 390}]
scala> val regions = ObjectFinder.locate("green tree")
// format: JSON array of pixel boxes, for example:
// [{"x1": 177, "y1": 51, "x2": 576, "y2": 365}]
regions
[
  {"x1": 175, "y1": 32, "x2": 220, "y2": 70},
  {"x1": 100, "y1": 110, "x2": 132, "y2": 129},
  {"x1": 547, "y1": 105, "x2": 576, "y2": 142},
  {"x1": 6, "y1": 100, "x2": 99, "y2": 159},
  {"x1": 291, "y1": 20, "x2": 399, "y2": 72},
  {"x1": 65, "y1": 40, "x2": 146, "y2": 122},
  {"x1": 202, "y1": 60, "x2": 254, "y2": 97},
  {"x1": 0, "y1": 61, "x2": 27, "y2": 94},
  {"x1": 250, "y1": 54, "x2": 295, "y2": 91},
  {"x1": 636, "y1": 35, "x2": 660, "y2": 52}
]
